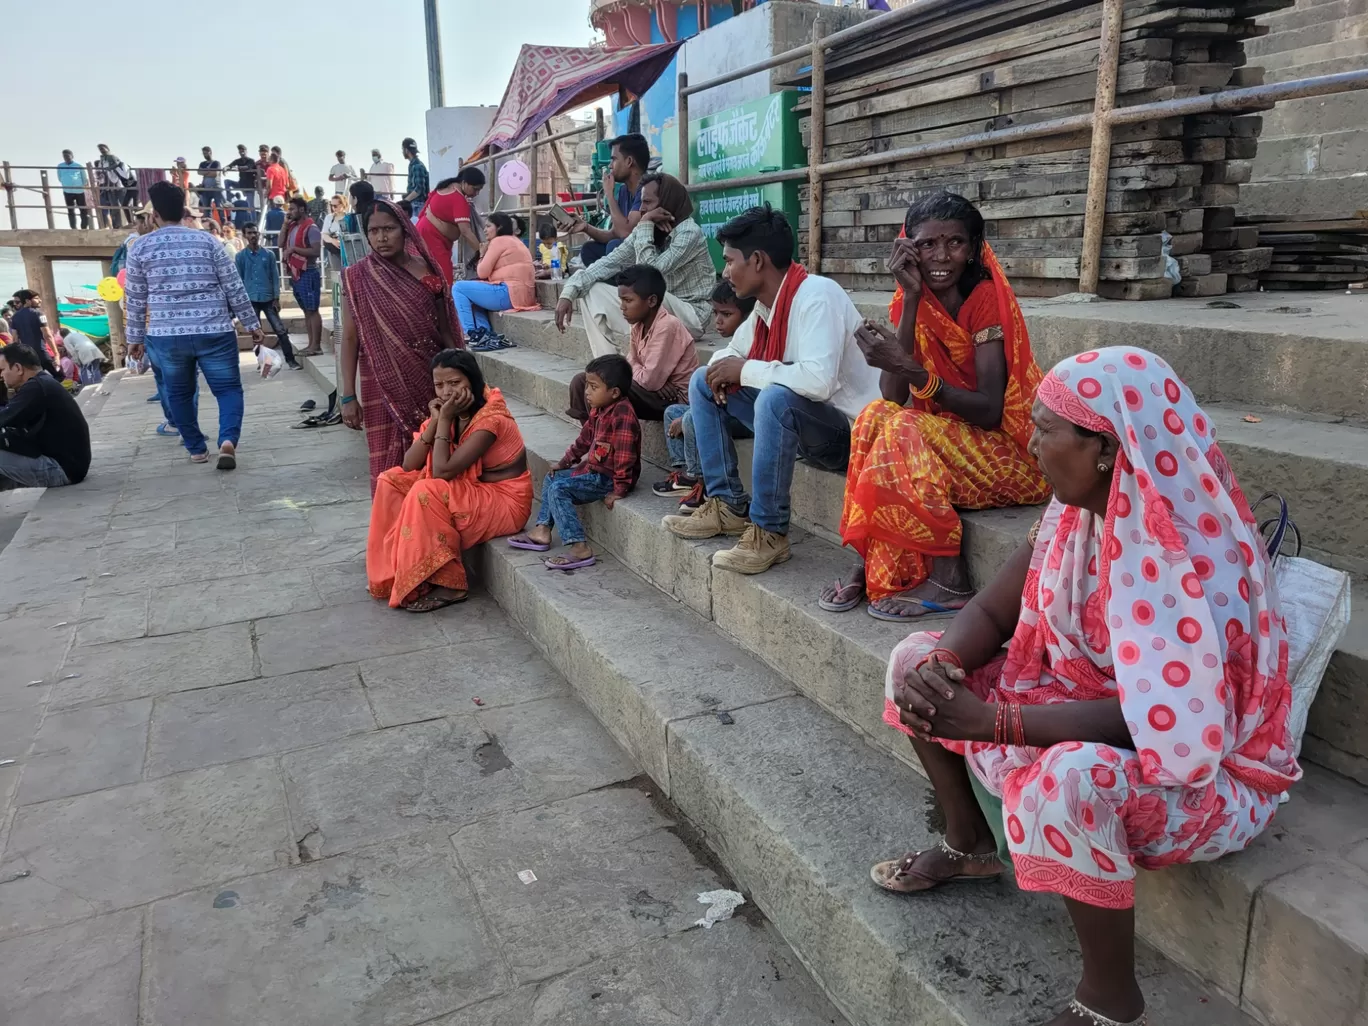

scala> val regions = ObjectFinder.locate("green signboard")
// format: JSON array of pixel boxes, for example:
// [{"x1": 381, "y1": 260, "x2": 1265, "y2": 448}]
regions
[{"x1": 671, "y1": 91, "x2": 806, "y2": 270}]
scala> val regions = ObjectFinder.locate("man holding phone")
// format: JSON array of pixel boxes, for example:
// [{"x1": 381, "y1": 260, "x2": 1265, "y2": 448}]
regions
[{"x1": 573, "y1": 133, "x2": 649, "y2": 266}]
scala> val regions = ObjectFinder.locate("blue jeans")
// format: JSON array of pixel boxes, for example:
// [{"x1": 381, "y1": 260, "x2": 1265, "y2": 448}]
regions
[
  {"x1": 663, "y1": 402, "x2": 752, "y2": 478},
  {"x1": 688, "y1": 368, "x2": 851, "y2": 534},
  {"x1": 535, "y1": 469, "x2": 613, "y2": 545},
  {"x1": 144, "y1": 331, "x2": 243, "y2": 456},
  {"x1": 451, "y1": 280, "x2": 511, "y2": 334},
  {"x1": 579, "y1": 237, "x2": 624, "y2": 267},
  {"x1": 0, "y1": 450, "x2": 69, "y2": 488}
]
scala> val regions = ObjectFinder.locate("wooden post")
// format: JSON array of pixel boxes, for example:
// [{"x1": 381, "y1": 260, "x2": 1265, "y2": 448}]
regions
[
  {"x1": 1078, "y1": 0, "x2": 1124, "y2": 295},
  {"x1": 100, "y1": 256, "x2": 126, "y2": 364},
  {"x1": 21, "y1": 250, "x2": 59, "y2": 339},
  {"x1": 2, "y1": 162, "x2": 16, "y2": 230},
  {"x1": 807, "y1": 18, "x2": 826, "y2": 273},
  {"x1": 40, "y1": 169, "x2": 55, "y2": 229},
  {"x1": 488, "y1": 155, "x2": 500, "y2": 212},
  {"x1": 677, "y1": 72, "x2": 690, "y2": 184},
  {"x1": 595, "y1": 107, "x2": 606, "y2": 144},
  {"x1": 527, "y1": 131, "x2": 540, "y2": 258}
]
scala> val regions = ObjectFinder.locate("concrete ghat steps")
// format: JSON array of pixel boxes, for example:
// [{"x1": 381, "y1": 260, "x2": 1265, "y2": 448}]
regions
[
  {"x1": 473, "y1": 338, "x2": 1368, "y2": 780},
  {"x1": 481, "y1": 390, "x2": 1368, "y2": 1026},
  {"x1": 476, "y1": 533, "x2": 1256, "y2": 1026}
]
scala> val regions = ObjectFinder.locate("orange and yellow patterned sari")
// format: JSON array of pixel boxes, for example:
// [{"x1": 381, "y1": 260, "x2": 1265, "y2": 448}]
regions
[
  {"x1": 366, "y1": 387, "x2": 533, "y2": 607},
  {"x1": 840, "y1": 244, "x2": 1050, "y2": 601}
]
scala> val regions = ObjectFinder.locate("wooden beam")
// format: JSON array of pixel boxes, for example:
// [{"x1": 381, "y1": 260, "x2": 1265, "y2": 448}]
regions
[{"x1": 1079, "y1": 0, "x2": 1124, "y2": 294}]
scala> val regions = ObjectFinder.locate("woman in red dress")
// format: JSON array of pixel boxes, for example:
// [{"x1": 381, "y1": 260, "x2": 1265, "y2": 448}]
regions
[{"x1": 416, "y1": 166, "x2": 486, "y2": 284}]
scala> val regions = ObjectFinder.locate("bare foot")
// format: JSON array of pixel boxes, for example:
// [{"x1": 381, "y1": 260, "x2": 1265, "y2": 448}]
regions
[{"x1": 523, "y1": 525, "x2": 553, "y2": 546}]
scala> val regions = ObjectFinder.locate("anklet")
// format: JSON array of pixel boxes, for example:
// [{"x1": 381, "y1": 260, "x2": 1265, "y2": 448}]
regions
[{"x1": 1067, "y1": 998, "x2": 1147, "y2": 1026}]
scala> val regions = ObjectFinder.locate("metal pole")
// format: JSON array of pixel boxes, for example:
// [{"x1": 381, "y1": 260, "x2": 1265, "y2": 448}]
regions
[
  {"x1": 40, "y1": 170, "x2": 54, "y2": 229},
  {"x1": 677, "y1": 72, "x2": 690, "y2": 185},
  {"x1": 527, "y1": 131, "x2": 540, "y2": 258},
  {"x1": 2, "y1": 162, "x2": 16, "y2": 230},
  {"x1": 1078, "y1": 0, "x2": 1123, "y2": 295},
  {"x1": 807, "y1": 18, "x2": 826, "y2": 273},
  {"x1": 424, "y1": 0, "x2": 445, "y2": 109}
]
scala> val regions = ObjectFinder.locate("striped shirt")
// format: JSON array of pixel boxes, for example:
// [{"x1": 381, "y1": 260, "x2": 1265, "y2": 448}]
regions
[
  {"x1": 562, "y1": 217, "x2": 715, "y2": 329},
  {"x1": 124, "y1": 226, "x2": 259, "y2": 343}
]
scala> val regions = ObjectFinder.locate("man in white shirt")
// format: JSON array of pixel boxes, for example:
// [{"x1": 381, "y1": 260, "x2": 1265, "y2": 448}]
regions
[
  {"x1": 664, "y1": 205, "x2": 881, "y2": 574},
  {"x1": 367, "y1": 149, "x2": 395, "y2": 198},
  {"x1": 329, "y1": 150, "x2": 356, "y2": 195}
]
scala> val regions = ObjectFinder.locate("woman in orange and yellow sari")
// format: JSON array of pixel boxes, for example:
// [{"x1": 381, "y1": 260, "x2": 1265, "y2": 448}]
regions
[
  {"x1": 366, "y1": 349, "x2": 533, "y2": 612},
  {"x1": 819, "y1": 192, "x2": 1050, "y2": 622}
]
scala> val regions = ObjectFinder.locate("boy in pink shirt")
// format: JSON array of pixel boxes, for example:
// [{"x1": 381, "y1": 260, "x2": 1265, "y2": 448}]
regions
[{"x1": 567, "y1": 264, "x2": 698, "y2": 423}]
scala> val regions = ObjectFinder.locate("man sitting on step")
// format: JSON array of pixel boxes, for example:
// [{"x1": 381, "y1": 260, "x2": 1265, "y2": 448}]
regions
[{"x1": 663, "y1": 205, "x2": 881, "y2": 574}]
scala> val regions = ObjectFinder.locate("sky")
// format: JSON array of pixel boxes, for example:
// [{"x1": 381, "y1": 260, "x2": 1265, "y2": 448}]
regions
[{"x1": 1, "y1": 0, "x2": 602, "y2": 214}]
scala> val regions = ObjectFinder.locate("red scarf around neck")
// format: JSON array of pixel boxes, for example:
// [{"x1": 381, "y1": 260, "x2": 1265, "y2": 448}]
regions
[{"x1": 749, "y1": 263, "x2": 808, "y2": 363}]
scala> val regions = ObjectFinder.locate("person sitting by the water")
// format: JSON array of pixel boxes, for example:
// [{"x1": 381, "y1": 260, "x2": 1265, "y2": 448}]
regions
[
  {"x1": 0, "y1": 342, "x2": 90, "y2": 489},
  {"x1": 508, "y1": 354, "x2": 640, "y2": 572},
  {"x1": 821, "y1": 192, "x2": 1051, "y2": 622},
  {"x1": 567, "y1": 264, "x2": 697, "y2": 424},
  {"x1": 663, "y1": 205, "x2": 881, "y2": 576},
  {"x1": 876, "y1": 345, "x2": 1299, "y2": 1026},
  {"x1": 554, "y1": 172, "x2": 713, "y2": 357},
  {"x1": 451, "y1": 213, "x2": 537, "y2": 348},
  {"x1": 573, "y1": 133, "x2": 648, "y2": 266},
  {"x1": 416, "y1": 166, "x2": 485, "y2": 286},
  {"x1": 653, "y1": 278, "x2": 755, "y2": 509},
  {"x1": 535, "y1": 221, "x2": 569, "y2": 280},
  {"x1": 366, "y1": 350, "x2": 532, "y2": 613}
]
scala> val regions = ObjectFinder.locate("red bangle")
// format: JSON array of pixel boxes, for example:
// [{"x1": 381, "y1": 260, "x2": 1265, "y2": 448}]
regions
[{"x1": 927, "y1": 647, "x2": 962, "y2": 668}]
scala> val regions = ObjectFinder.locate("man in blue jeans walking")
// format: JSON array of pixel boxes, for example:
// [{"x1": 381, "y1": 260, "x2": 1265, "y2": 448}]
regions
[
  {"x1": 124, "y1": 181, "x2": 263, "y2": 470},
  {"x1": 663, "y1": 205, "x2": 880, "y2": 574}
]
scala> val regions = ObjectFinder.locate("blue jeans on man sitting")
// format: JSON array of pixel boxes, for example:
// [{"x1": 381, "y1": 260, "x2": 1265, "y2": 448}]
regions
[
  {"x1": 687, "y1": 367, "x2": 850, "y2": 535},
  {"x1": 144, "y1": 331, "x2": 243, "y2": 457},
  {"x1": 0, "y1": 450, "x2": 69, "y2": 488},
  {"x1": 663, "y1": 402, "x2": 752, "y2": 480},
  {"x1": 578, "y1": 237, "x2": 624, "y2": 267},
  {"x1": 535, "y1": 469, "x2": 614, "y2": 545},
  {"x1": 450, "y1": 280, "x2": 512, "y2": 335}
]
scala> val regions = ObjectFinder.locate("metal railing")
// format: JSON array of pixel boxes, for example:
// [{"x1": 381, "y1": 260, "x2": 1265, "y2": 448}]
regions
[
  {"x1": 462, "y1": 110, "x2": 608, "y2": 257},
  {"x1": 676, "y1": 1, "x2": 1368, "y2": 293}
]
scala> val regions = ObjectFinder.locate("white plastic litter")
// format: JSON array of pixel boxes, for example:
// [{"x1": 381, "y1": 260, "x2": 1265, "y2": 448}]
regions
[
  {"x1": 255, "y1": 344, "x2": 285, "y2": 378},
  {"x1": 694, "y1": 889, "x2": 745, "y2": 929},
  {"x1": 517, "y1": 870, "x2": 537, "y2": 885}
]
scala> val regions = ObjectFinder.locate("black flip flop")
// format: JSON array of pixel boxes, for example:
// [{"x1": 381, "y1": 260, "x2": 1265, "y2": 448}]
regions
[{"x1": 299, "y1": 399, "x2": 317, "y2": 412}]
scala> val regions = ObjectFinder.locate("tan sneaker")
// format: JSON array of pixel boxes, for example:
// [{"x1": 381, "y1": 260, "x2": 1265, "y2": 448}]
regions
[
  {"x1": 663, "y1": 496, "x2": 750, "y2": 539},
  {"x1": 712, "y1": 523, "x2": 791, "y2": 574}
]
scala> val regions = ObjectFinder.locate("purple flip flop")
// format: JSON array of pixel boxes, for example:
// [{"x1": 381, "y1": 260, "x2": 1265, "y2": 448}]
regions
[
  {"x1": 508, "y1": 535, "x2": 551, "y2": 552},
  {"x1": 545, "y1": 555, "x2": 596, "y2": 571}
]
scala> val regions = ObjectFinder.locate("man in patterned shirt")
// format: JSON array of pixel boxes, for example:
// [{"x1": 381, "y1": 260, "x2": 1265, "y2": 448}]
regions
[
  {"x1": 400, "y1": 137, "x2": 428, "y2": 220},
  {"x1": 124, "y1": 182, "x2": 263, "y2": 471}
]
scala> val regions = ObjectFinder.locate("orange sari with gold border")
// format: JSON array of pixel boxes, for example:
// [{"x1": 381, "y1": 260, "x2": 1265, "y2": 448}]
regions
[
  {"x1": 366, "y1": 387, "x2": 533, "y2": 607},
  {"x1": 840, "y1": 244, "x2": 1050, "y2": 601}
]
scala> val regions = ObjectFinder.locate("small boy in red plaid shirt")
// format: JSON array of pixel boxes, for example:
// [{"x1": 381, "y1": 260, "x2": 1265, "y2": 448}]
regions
[{"x1": 508, "y1": 354, "x2": 640, "y2": 570}]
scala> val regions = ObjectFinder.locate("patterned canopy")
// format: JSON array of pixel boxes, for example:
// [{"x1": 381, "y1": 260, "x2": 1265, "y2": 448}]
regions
[{"x1": 471, "y1": 43, "x2": 684, "y2": 158}]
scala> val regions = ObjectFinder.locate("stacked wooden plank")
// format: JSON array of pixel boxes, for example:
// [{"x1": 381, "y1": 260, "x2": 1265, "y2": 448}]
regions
[
  {"x1": 788, "y1": 0, "x2": 1293, "y2": 298},
  {"x1": 1235, "y1": 218, "x2": 1368, "y2": 290}
]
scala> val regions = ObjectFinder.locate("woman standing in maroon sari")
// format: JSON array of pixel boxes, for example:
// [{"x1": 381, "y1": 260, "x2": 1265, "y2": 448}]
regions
[{"x1": 340, "y1": 199, "x2": 464, "y2": 491}]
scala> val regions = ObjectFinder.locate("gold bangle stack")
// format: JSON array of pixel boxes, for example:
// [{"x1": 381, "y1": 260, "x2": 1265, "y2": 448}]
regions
[{"x1": 911, "y1": 372, "x2": 942, "y2": 402}]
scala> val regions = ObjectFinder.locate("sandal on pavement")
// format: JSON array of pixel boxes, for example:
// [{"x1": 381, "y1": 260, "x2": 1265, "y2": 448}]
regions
[
  {"x1": 404, "y1": 592, "x2": 467, "y2": 613},
  {"x1": 190, "y1": 452, "x2": 210, "y2": 464},
  {"x1": 507, "y1": 534, "x2": 551, "y2": 552},
  {"x1": 545, "y1": 554, "x2": 595, "y2": 571},
  {"x1": 156, "y1": 422, "x2": 179, "y2": 436},
  {"x1": 867, "y1": 581, "x2": 973, "y2": 622},
  {"x1": 216, "y1": 448, "x2": 237, "y2": 471},
  {"x1": 870, "y1": 840, "x2": 1003, "y2": 894},
  {"x1": 1063, "y1": 999, "x2": 1148, "y2": 1026},
  {"x1": 818, "y1": 571, "x2": 866, "y2": 612}
]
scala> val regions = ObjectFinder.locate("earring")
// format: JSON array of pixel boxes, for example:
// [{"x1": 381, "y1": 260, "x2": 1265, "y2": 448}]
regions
[{"x1": 1098, "y1": 463, "x2": 1110, "y2": 473}]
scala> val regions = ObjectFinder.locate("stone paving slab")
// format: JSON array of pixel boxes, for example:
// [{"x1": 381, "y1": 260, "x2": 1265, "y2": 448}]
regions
[
  {"x1": 0, "y1": 910, "x2": 143, "y2": 1026},
  {"x1": 146, "y1": 567, "x2": 325, "y2": 635},
  {"x1": 254, "y1": 598, "x2": 447, "y2": 678},
  {"x1": 143, "y1": 831, "x2": 505, "y2": 1026},
  {"x1": 19, "y1": 698, "x2": 152, "y2": 804}
]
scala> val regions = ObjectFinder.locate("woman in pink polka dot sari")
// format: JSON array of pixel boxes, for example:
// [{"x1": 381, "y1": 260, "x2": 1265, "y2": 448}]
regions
[{"x1": 874, "y1": 345, "x2": 1299, "y2": 1026}]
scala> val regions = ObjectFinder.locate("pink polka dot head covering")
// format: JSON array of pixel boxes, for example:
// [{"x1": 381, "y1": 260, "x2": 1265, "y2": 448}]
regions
[{"x1": 1013, "y1": 346, "x2": 1299, "y2": 795}]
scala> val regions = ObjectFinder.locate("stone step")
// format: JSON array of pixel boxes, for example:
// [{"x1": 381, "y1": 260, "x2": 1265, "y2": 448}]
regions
[
  {"x1": 1260, "y1": 35, "x2": 1368, "y2": 72},
  {"x1": 475, "y1": 524, "x2": 1259, "y2": 1026},
  {"x1": 1258, "y1": 0, "x2": 1368, "y2": 37},
  {"x1": 484, "y1": 400, "x2": 1368, "y2": 1026}
]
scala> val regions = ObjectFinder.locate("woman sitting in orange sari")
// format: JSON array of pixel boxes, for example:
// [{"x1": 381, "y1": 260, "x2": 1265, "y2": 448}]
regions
[
  {"x1": 367, "y1": 350, "x2": 533, "y2": 612},
  {"x1": 819, "y1": 192, "x2": 1051, "y2": 622}
]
